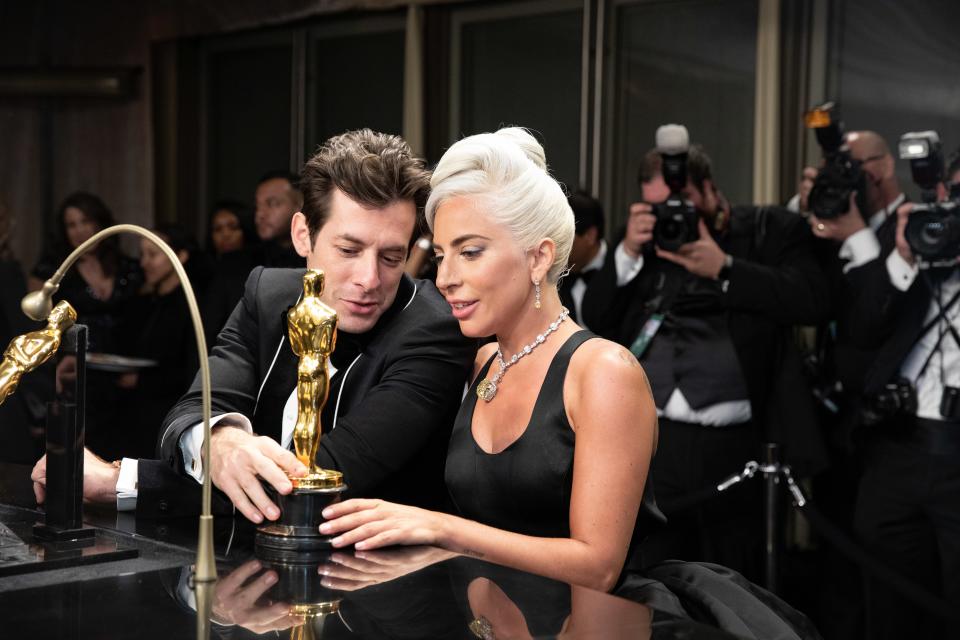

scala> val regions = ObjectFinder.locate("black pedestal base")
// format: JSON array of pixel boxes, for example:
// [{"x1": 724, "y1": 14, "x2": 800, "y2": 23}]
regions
[
  {"x1": 32, "y1": 522, "x2": 97, "y2": 547},
  {"x1": 254, "y1": 484, "x2": 347, "y2": 562}
]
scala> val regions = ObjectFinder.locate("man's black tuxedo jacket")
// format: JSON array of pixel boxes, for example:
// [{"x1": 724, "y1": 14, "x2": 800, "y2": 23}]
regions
[
  {"x1": 137, "y1": 267, "x2": 476, "y2": 517},
  {"x1": 582, "y1": 206, "x2": 830, "y2": 463}
]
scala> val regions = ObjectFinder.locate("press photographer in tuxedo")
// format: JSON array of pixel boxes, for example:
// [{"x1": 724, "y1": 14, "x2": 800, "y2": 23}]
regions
[
  {"x1": 849, "y1": 137, "x2": 960, "y2": 640},
  {"x1": 32, "y1": 129, "x2": 476, "y2": 520},
  {"x1": 583, "y1": 129, "x2": 828, "y2": 579}
]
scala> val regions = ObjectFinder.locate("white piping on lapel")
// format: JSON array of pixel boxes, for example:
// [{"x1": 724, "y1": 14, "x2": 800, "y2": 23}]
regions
[
  {"x1": 332, "y1": 353, "x2": 362, "y2": 430},
  {"x1": 331, "y1": 281, "x2": 416, "y2": 429}
]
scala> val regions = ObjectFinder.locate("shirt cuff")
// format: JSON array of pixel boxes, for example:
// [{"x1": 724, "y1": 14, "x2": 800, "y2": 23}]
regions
[
  {"x1": 180, "y1": 412, "x2": 253, "y2": 484},
  {"x1": 116, "y1": 458, "x2": 139, "y2": 511},
  {"x1": 886, "y1": 249, "x2": 918, "y2": 291},
  {"x1": 838, "y1": 227, "x2": 881, "y2": 273},
  {"x1": 614, "y1": 241, "x2": 644, "y2": 286}
]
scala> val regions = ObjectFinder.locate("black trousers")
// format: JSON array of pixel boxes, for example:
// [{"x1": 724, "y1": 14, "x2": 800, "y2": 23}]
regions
[
  {"x1": 640, "y1": 417, "x2": 763, "y2": 582},
  {"x1": 853, "y1": 418, "x2": 960, "y2": 640}
]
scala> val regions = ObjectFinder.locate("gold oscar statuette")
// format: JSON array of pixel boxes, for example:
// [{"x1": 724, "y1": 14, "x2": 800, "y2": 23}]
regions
[
  {"x1": 0, "y1": 300, "x2": 76, "y2": 406},
  {"x1": 287, "y1": 269, "x2": 343, "y2": 489}
]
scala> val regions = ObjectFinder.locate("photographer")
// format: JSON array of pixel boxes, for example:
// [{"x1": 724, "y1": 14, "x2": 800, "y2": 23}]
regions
[
  {"x1": 583, "y1": 134, "x2": 828, "y2": 579},
  {"x1": 848, "y1": 134, "x2": 960, "y2": 639}
]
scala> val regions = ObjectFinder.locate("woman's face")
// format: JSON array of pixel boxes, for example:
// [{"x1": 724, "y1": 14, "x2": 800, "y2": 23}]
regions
[
  {"x1": 140, "y1": 237, "x2": 176, "y2": 287},
  {"x1": 433, "y1": 196, "x2": 531, "y2": 338},
  {"x1": 63, "y1": 206, "x2": 99, "y2": 248},
  {"x1": 210, "y1": 209, "x2": 244, "y2": 255}
]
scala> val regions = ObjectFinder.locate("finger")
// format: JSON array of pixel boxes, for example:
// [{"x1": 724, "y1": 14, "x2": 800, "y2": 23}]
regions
[
  {"x1": 320, "y1": 575, "x2": 377, "y2": 592},
  {"x1": 330, "y1": 521, "x2": 389, "y2": 548},
  {"x1": 802, "y1": 166, "x2": 818, "y2": 180},
  {"x1": 258, "y1": 438, "x2": 308, "y2": 478},
  {"x1": 341, "y1": 550, "x2": 398, "y2": 568},
  {"x1": 322, "y1": 498, "x2": 380, "y2": 520},
  {"x1": 236, "y1": 570, "x2": 279, "y2": 606},
  {"x1": 654, "y1": 248, "x2": 692, "y2": 269},
  {"x1": 321, "y1": 509, "x2": 382, "y2": 537},
  {"x1": 219, "y1": 559, "x2": 264, "y2": 593},
  {"x1": 318, "y1": 563, "x2": 379, "y2": 583},
  {"x1": 252, "y1": 454, "x2": 294, "y2": 495},
  {"x1": 697, "y1": 218, "x2": 711, "y2": 238},
  {"x1": 221, "y1": 478, "x2": 266, "y2": 524},
  {"x1": 239, "y1": 475, "x2": 281, "y2": 521},
  {"x1": 353, "y1": 530, "x2": 402, "y2": 551},
  {"x1": 629, "y1": 202, "x2": 652, "y2": 216},
  {"x1": 33, "y1": 481, "x2": 46, "y2": 505},
  {"x1": 30, "y1": 458, "x2": 46, "y2": 482},
  {"x1": 326, "y1": 553, "x2": 390, "y2": 574}
]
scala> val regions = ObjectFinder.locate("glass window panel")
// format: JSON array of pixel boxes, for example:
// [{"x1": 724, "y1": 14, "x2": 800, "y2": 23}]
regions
[
  {"x1": 833, "y1": 0, "x2": 960, "y2": 200},
  {"x1": 606, "y1": 0, "x2": 757, "y2": 233},
  {"x1": 457, "y1": 8, "x2": 582, "y2": 192},
  {"x1": 306, "y1": 29, "x2": 405, "y2": 154},
  {"x1": 207, "y1": 45, "x2": 292, "y2": 205}
]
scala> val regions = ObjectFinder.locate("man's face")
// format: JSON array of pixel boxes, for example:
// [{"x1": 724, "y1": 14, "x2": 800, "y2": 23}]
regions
[
  {"x1": 255, "y1": 178, "x2": 298, "y2": 242},
  {"x1": 292, "y1": 189, "x2": 416, "y2": 334},
  {"x1": 641, "y1": 173, "x2": 718, "y2": 216}
]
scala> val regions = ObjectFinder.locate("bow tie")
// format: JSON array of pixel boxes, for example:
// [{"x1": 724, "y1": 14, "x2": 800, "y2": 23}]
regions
[{"x1": 572, "y1": 269, "x2": 596, "y2": 285}]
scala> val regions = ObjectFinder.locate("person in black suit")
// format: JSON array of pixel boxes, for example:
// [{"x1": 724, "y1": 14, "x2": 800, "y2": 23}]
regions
[
  {"x1": 31, "y1": 130, "x2": 477, "y2": 520},
  {"x1": 582, "y1": 143, "x2": 828, "y2": 580},
  {"x1": 559, "y1": 191, "x2": 607, "y2": 329},
  {"x1": 847, "y1": 192, "x2": 960, "y2": 638}
]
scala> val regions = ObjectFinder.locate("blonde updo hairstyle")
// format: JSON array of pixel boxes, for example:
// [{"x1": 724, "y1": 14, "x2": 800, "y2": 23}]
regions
[{"x1": 425, "y1": 127, "x2": 575, "y2": 285}]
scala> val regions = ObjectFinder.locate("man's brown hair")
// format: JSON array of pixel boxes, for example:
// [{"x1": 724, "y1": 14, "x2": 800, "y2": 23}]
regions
[
  {"x1": 638, "y1": 144, "x2": 714, "y2": 194},
  {"x1": 300, "y1": 129, "x2": 431, "y2": 241}
]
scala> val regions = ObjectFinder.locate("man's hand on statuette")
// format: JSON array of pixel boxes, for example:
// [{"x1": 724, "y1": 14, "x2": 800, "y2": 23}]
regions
[{"x1": 209, "y1": 425, "x2": 309, "y2": 523}]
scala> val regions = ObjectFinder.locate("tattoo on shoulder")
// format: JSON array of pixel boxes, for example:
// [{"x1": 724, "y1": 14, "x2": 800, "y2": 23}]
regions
[
  {"x1": 617, "y1": 347, "x2": 642, "y2": 369},
  {"x1": 460, "y1": 548, "x2": 485, "y2": 559}
]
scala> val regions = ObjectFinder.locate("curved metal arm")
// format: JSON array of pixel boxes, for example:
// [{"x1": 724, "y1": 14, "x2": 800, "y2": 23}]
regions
[{"x1": 20, "y1": 224, "x2": 217, "y2": 593}]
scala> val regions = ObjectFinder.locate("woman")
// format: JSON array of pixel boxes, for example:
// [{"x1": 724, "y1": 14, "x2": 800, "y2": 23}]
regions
[
  {"x1": 320, "y1": 127, "x2": 661, "y2": 592},
  {"x1": 114, "y1": 224, "x2": 200, "y2": 458},
  {"x1": 206, "y1": 199, "x2": 255, "y2": 258},
  {"x1": 30, "y1": 192, "x2": 142, "y2": 353}
]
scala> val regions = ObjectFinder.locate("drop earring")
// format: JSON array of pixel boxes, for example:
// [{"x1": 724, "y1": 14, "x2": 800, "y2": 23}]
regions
[{"x1": 534, "y1": 280, "x2": 542, "y2": 310}]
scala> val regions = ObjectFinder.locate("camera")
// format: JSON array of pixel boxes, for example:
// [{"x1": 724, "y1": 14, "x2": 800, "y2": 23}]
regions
[
  {"x1": 861, "y1": 378, "x2": 917, "y2": 427},
  {"x1": 652, "y1": 124, "x2": 699, "y2": 252},
  {"x1": 804, "y1": 102, "x2": 867, "y2": 219},
  {"x1": 899, "y1": 130, "x2": 960, "y2": 265}
]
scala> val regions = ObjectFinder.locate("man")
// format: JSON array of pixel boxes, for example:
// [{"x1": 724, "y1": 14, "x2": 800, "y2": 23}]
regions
[
  {"x1": 560, "y1": 191, "x2": 606, "y2": 328},
  {"x1": 253, "y1": 170, "x2": 305, "y2": 268},
  {"x1": 202, "y1": 171, "x2": 305, "y2": 342},
  {"x1": 32, "y1": 130, "x2": 476, "y2": 521},
  {"x1": 847, "y1": 172, "x2": 960, "y2": 638},
  {"x1": 583, "y1": 144, "x2": 827, "y2": 579}
]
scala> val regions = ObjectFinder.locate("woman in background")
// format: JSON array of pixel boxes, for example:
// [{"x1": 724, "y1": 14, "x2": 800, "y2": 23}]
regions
[
  {"x1": 30, "y1": 192, "x2": 141, "y2": 354},
  {"x1": 115, "y1": 224, "x2": 200, "y2": 459}
]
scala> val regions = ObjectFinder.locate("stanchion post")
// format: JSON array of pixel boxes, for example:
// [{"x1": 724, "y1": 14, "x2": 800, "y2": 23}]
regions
[{"x1": 763, "y1": 442, "x2": 781, "y2": 593}]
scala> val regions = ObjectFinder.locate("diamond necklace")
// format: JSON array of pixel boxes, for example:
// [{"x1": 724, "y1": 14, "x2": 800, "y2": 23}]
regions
[{"x1": 476, "y1": 307, "x2": 570, "y2": 402}]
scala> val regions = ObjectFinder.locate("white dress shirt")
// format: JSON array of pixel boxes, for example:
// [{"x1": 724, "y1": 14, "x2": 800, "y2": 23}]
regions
[
  {"x1": 837, "y1": 193, "x2": 905, "y2": 273},
  {"x1": 570, "y1": 240, "x2": 607, "y2": 328},
  {"x1": 897, "y1": 269, "x2": 960, "y2": 420}
]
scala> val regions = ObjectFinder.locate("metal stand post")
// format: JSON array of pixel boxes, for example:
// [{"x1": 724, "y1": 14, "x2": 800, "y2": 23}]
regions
[{"x1": 762, "y1": 443, "x2": 781, "y2": 593}]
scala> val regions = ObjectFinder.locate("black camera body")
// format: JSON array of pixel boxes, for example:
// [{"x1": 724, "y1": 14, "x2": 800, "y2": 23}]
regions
[
  {"x1": 899, "y1": 130, "x2": 960, "y2": 264},
  {"x1": 862, "y1": 378, "x2": 918, "y2": 427},
  {"x1": 652, "y1": 124, "x2": 699, "y2": 252},
  {"x1": 805, "y1": 102, "x2": 866, "y2": 219}
]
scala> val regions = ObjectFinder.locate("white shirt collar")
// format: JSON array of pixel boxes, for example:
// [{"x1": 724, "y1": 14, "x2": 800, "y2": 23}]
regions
[
  {"x1": 869, "y1": 193, "x2": 905, "y2": 231},
  {"x1": 582, "y1": 240, "x2": 607, "y2": 273}
]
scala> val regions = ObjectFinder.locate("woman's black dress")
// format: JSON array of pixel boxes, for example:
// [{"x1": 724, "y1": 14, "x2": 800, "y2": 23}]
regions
[{"x1": 444, "y1": 329, "x2": 821, "y2": 639}]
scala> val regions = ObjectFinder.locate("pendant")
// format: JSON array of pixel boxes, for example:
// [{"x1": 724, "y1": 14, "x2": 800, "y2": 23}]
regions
[{"x1": 476, "y1": 378, "x2": 498, "y2": 402}]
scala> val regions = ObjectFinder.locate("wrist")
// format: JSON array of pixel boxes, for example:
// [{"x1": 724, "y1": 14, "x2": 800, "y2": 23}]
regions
[{"x1": 717, "y1": 253, "x2": 733, "y2": 280}]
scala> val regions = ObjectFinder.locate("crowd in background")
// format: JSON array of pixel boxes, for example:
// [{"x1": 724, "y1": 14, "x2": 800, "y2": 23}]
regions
[{"x1": 1, "y1": 126, "x2": 959, "y2": 640}]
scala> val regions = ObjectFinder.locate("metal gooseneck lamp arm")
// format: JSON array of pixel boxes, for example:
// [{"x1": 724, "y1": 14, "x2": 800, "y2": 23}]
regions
[{"x1": 21, "y1": 224, "x2": 217, "y2": 638}]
